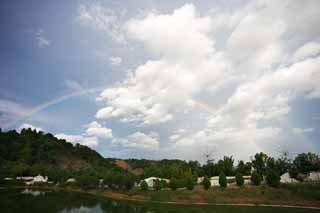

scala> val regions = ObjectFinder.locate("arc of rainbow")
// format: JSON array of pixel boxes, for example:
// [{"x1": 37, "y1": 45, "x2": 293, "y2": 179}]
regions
[{"x1": 4, "y1": 86, "x2": 105, "y2": 130}]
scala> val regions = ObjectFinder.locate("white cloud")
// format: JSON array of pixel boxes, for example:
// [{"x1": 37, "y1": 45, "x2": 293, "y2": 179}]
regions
[
  {"x1": 35, "y1": 29, "x2": 51, "y2": 48},
  {"x1": 55, "y1": 133, "x2": 99, "y2": 147},
  {"x1": 85, "y1": 121, "x2": 113, "y2": 139},
  {"x1": 127, "y1": 131, "x2": 159, "y2": 150},
  {"x1": 109, "y1": 56, "x2": 122, "y2": 65},
  {"x1": 111, "y1": 131, "x2": 159, "y2": 150},
  {"x1": 18, "y1": 123, "x2": 43, "y2": 133},
  {"x1": 96, "y1": 4, "x2": 229, "y2": 125},
  {"x1": 78, "y1": 2, "x2": 125, "y2": 43},
  {"x1": 65, "y1": 80, "x2": 84, "y2": 91},
  {"x1": 169, "y1": 134, "x2": 180, "y2": 142},
  {"x1": 292, "y1": 42, "x2": 320, "y2": 63},
  {"x1": 89, "y1": 1, "x2": 320, "y2": 159},
  {"x1": 292, "y1": 128, "x2": 314, "y2": 135}
]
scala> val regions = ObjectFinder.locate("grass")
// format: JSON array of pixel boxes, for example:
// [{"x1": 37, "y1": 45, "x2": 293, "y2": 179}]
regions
[
  {"x1": 116, "y1": 183, "x2": 320, "y2": 207},
  {"x1": 7, "y1": 182, "x2": 320, "y2": 207}
]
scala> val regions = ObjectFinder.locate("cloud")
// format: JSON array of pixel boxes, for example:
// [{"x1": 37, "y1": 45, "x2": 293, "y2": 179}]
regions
[
  {"x1": 96, "y1": 4, "x2": 228, "y2": 125},
  {"x1": 35, "y1": 29, "x2": 51, "y2": 48},
  {"x1": 78, "y1": 2, "x2": 125, "y2": 43},
  {"x1": 85, "y1": 121, "x2": 113, "y2": 139},
  {"x1": 292, "y1": 42, "x2": 320, "y2": 63},
  {"x1": 18, "y1": 123, "x2": 43, "y2": 133},
  {"x1": 292, "y1": 128, "x2": 314, "y2": 135},
  {"x1": 0, "y1": 99, "x2": 32, "y2": 128},
  {"x1": 109, "y1": 56, "x2": 122, "y2": 65},
  {"x1": 55, "y1": 133, "x2": 99, "y2": 147},
  {"x1": 112, "y1": 131, "x2": 159, "y2": 150},
  {"x1": 65, "y1": 80, "x2": 85, "y2": 91},
  {"x1": 169, "y1": 134, "x2": 180, "y2": 142},
  {"x1": 87, "y1": 1, "x2": 320, "y2": 159}
]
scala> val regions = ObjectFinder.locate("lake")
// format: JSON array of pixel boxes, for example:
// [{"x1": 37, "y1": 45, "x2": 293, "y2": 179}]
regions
[{"x1": 0, "y1": 188, "x2": 319, "y2": 213}]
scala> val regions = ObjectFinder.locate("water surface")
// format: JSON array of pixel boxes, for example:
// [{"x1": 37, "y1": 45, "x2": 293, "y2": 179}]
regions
[{"x1": 0, "y1": 188, "x2": 318, "y2": 213}]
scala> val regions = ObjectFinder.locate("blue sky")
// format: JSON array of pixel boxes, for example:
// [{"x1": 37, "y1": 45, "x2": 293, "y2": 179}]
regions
[{"x1": 1, "y1": 0, "x2": 320, "y2": 161}]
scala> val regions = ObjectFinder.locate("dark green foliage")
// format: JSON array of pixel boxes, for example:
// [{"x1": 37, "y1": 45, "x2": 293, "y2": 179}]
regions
[
  {"x1": 266, "y1": 169, "x2": 280, "y2": 188},
  {"x1": 293, "y1": 153, "x2": 320, "y2": 174},
  {"x1": 0, "y1": 128, "x2": 134, "y2": 190},
  {"x1": 251, "y1": 171, "x2": 262, "y2": 186},
  {"x1": 140, "y1": 180, "x2": 148, "y2": 191},
  {"x1": 160, "y1": 179, "x2": 168, "y2": 188},
  {"x1": 236, "y1": 173, "x2": 244, "y2": 186},
  {"x1": 219, "y1": 172, "x2": 227, "y2": 188},
  {"x1": 202, "y1": 176, "x2": 211, "y2": 190},
  {"x1": 169, "y1": 178, "x2": 178, "y2": 190},
  {"x1": 154, "y1": 179, "x2": 162, "y2": 191},
  {"x1": 236, "y1": 160, "x2": 252, "y2": 176},
  {"x1": 185, "y1": 175, "x2": 195, "y2": 190},
  {"x1": 252, "y1": 152, "x2": 268, "y2": 176}
]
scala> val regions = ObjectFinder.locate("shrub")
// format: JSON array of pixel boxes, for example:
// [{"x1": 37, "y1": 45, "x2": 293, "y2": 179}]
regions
[
  {"x1": 185, "y1": 176, "x2": 195, "y2": 190},
  {"x1": 154, "y1": 179, "x2": 162, "y2": 191},
  {"x1": 251, "y1": 171, "x2": 262, "y2": 186},
  {"x1": 266, "y1": 169, "x2": 280, "y2": 187},
  {"x1": 219, "y1": 172, "x2": 227, "y2": 188},
  {"x1": 160, "y1": 179, "x2": 168, "y2": 188},
  {"x1": 202, "y1": 176, "x2": 211, "y2": 190},
  {"x1": 169, "y1": 178, "x2": 178, "y2": 190},
  {"x1": 140, "y1": 180, "x2": 148, "y2": 191},
  {"x1": 236, "y1": 173, "x2": 244, "y2": 186}
]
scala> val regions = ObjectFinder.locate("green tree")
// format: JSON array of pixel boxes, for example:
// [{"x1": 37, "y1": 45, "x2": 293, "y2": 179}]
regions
[
  {"x1": 185, "y1": 175, "x2": 195, "y2": 190},
  {"x1": 219, "y1": 172, "x2": 227, "y2": 188},
  {"x1": 293, "y1": 153, "x2": 320, "y2": 174},
  {"x1": 251, "y1": 171, "x2": 262, "y2": 186},
  {"x1": 154, "y1": 179, "x2": 162, "y2": 191},
  {"x1": 140, "y1": 180, "x2": 148, "y2": 191},
  {"x1": 266, "y1": 169, "x2": 280, "y2": 187},
  {"x1": 235, "y1": 173, "x2": 244, "y2": 186},
  {"x1": 236, "y1": 160, "x2": 252, "y2": 175},
  {"x1": 202, "y1": 176, "x2": 211, "y2": 190},
  {"x1": 170, "y1": 178, "x2": 178, "y2": 190},
  {"x1": 252, "y1": 152, "x2": 268, "y2": 176}
]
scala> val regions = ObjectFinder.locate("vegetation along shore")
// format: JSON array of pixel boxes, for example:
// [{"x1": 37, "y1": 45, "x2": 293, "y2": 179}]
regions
[{"x1": 1, "y1": 128, "x2": 320, "y2": 207}]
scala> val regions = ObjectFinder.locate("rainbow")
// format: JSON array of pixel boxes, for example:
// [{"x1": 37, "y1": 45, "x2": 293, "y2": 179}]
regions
[{"x1": 5, "y1": 86, "x2": 105, "y2": 130}]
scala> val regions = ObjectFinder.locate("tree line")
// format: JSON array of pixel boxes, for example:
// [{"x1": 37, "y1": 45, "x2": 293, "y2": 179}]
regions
[{"x1": 1, "y1": 128, "x2": 320, "y2": 190}]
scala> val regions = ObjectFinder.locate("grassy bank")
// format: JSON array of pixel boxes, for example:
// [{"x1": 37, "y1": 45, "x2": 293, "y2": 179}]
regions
[{"x1": 14, "y1": 183, "x2": 320, "y2": 208}]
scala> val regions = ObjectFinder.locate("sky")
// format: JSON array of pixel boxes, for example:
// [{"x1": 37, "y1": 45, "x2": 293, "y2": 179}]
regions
[{"x1": 1, "y1": 0, "x2": 320, "y2": 162}]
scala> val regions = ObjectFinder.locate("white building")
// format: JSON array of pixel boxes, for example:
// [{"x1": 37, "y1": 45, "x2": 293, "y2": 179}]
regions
[
  {"x1": 4, "y1": 177, "x2": 13, "y2": 181},
  {"x1": 16, "y1": 176, "x2": 34, "y2": 181},
  {"x1": 141, "y1": 177, "x2": 169, "y2": 188},
  {"x1": 197, "y1": 177, "x2": 204, "y2": 184},
  {"x1": 66, "y1": 178, "x2": 76, "y2": 183},
  {"x1": 33, "y1": 175, "x2": 48, "y2": 183},
  {"x1": 210, "y1": 176, "x2": 219, "y2": 186},
  {"x1": 243, "y1": 176, "x2": 251, "y2": 184},
  {"x1": 280, "y1": 173, "x2": 298, "y2": 183},
  {"x1": 305, "y1": 172, "x2": 320, "y2": 182}
]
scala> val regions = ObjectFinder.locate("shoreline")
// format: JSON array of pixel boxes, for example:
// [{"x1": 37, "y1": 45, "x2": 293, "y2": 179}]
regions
[{"x1": 9, "y1": 185, "x2": 320, "y2": 210}]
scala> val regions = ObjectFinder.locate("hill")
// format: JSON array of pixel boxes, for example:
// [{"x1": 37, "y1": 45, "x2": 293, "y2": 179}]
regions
[{"x1": 0, "y1": 128, "x2": 136, "y2": 189}]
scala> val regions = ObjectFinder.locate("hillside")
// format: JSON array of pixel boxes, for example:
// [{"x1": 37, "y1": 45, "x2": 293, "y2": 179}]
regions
[{"x1": 0, "y1": 128, "x2": 136, "y2": 188}]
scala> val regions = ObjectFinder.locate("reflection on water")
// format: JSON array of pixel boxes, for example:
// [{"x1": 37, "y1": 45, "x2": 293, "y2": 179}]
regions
[
  {"x1": 21, "y1": 189, "x2": 46, "y2": 197},
  {"x1": 0, "y1": 188, "x2": 318, "y2": 213}
]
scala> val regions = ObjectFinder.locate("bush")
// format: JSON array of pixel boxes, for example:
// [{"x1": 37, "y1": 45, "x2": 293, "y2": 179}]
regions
[
  {"x1": 154, "y1": 179, "x2": 162, "y2": 191},
  {"x1": 185, "y1": 176, "x2": 195, "y2": 190},
  {"x1": 219, "y1": 172, "x2": 227, "y2": 188},
  {"x1": 251, "y1": 171, "x2": 262, "y2": 186},
  {"x1": 140, "y1": 180, "x2": 148, "y2": 191},
  {"x1": 266, "y1": 169, "x2": 280, "y2": 187},
  {"x1": 202, "y1": 176, "x2": 211, "y2": 190},
  {"x1": 169, "y1": 178, "x2": 178, "y2": 190},
  {"x1": 236, "y1": 173, "x2": 244, "y2": 186},
  {"x1": 160, "y1": 179, "x2": 168, "y2": 188}
]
